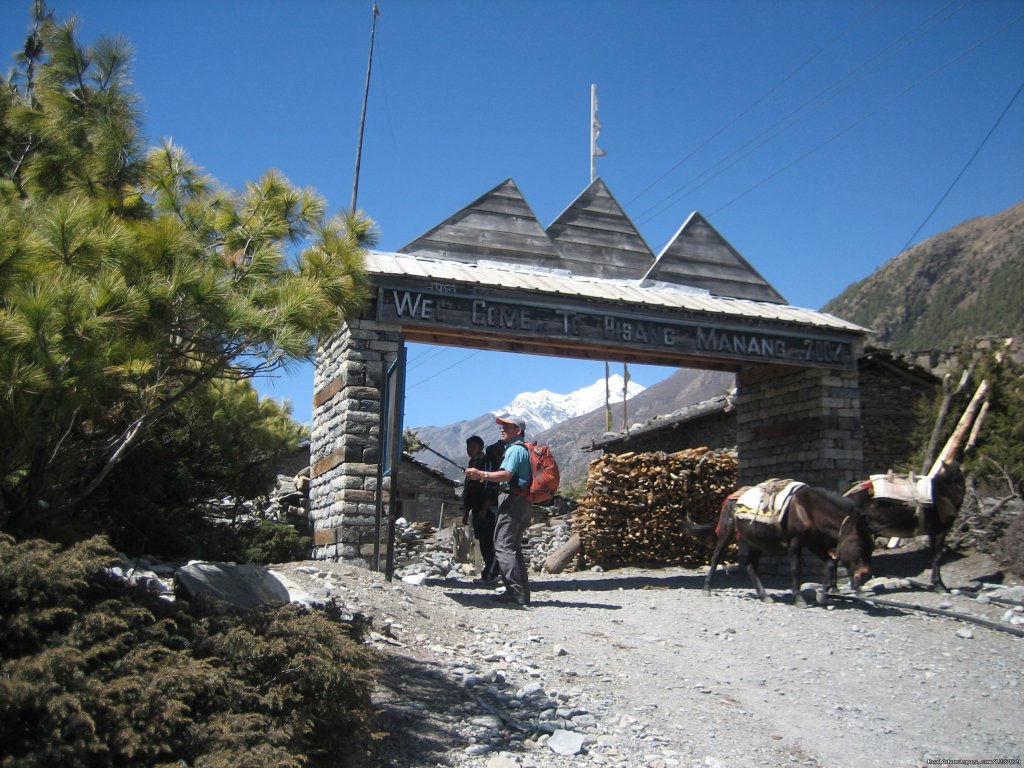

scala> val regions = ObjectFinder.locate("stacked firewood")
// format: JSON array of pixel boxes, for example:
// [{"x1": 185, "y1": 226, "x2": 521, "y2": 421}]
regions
[{"x1": 574, "y1": 447, "x2": 738, "y2": 568}]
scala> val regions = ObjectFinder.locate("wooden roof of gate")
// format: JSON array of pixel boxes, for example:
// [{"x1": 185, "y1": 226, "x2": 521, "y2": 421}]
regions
[
  {"x1": 545, "y1": 179, "x2": 655, "y2": 280},
  {"x1": 647, "y1": 212, "x2": 786, "y2": 303},
  {"x1": 380, "y1": 177, "x2": 868, "y2": 371},
  {"x1": 398, "y1": 177, "x2": 786, "y2": 303},
  {"x1": 397, "y1": 179, "x2": 563, "y2": 270}
]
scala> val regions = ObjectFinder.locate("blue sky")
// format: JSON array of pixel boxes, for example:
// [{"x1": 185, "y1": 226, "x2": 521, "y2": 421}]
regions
[{"x1": 3, "y1": 1, "x2": 1022, "y2": 429}]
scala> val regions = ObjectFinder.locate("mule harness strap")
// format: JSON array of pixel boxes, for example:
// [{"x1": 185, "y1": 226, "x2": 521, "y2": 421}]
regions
[{"x1": 830, "y1": 515, "x2": 851, "y2": 559}]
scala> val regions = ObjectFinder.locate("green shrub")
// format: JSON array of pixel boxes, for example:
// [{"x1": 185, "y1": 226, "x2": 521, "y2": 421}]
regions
[
  {"x1": 117, "y1": 511, "x2": 313, "y2": 566},
  {"x1": 0, "y1": 535, "x2": 379, "y2": 767},
  {"x1": 235, "y1": 519, "x2": 312, "y2": 565}
]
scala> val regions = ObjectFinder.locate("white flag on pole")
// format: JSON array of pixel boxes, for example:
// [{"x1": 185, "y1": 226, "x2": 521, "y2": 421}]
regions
[{"x1": 592, "y1": 89, "x2": 607, "y2": 158}]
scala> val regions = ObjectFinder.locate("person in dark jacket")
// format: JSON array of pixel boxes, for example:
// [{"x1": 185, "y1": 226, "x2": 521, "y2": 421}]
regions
[
  {"x1": 462, "y1": 435, "x2": 498, "y2": 584},
  {"x1": 472, "y1": 439, "x2": 505, "y2": 585}
]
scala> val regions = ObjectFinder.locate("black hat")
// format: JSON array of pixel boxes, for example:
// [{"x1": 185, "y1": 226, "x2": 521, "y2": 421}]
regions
[{"x1": 466, "y1": 435, "x2": 484, "y2": 448}]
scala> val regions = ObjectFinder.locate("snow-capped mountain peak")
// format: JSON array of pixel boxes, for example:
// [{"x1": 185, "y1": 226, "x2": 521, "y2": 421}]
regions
[{"x1": 492, "y1": 374, "x2": 645, "y2": 433}]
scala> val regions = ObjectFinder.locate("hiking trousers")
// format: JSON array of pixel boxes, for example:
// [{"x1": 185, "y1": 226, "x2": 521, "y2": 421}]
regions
[{"x1": 493, "y1": 492, "x2": 532, "y2": 604}]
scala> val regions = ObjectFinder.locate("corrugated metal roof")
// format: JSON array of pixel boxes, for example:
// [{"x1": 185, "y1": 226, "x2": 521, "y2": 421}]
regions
[{"x1": 365, "y1": 250, "x2": 868, "y2": 334}]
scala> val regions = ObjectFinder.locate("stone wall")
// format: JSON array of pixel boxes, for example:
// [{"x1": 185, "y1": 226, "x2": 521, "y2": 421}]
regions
[
  {"x1": 859, "y1": 357, "x2": 937, "y2": 475},
  {"x1": 310, "y1": 317, "x2": 402, "y2": 563},
  {"x1": 395, "y1": 461, "x2": 461, "y2": 528},
  {"x1": 736, "y1": 365, "x2": 862, "y2": 492}
]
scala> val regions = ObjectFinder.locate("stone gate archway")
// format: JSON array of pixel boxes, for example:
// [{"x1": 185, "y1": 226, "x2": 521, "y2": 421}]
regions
[{"x1": 310, "y1": 179, "x2": 867, "y2": 564}]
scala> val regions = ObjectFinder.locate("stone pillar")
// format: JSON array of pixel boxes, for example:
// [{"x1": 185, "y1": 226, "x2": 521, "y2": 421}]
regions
[
  {"x1": 310, "y1": 316, "x2": 401, "y2": 563},
  {"x1": 736, "y1": 365, "x2": 863, "y2": 492}
]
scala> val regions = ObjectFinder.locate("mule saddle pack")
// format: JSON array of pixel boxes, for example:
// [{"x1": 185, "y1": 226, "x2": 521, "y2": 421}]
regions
[
  {"x1": 854, "y1": 470, "x2": 934, "y2": 536},
  {"x1": 863, "y1": 471, "x2": 933, "y2": 506},
  {"x1": 733, "y1": 479, "x2": 806, "y2": 532}
]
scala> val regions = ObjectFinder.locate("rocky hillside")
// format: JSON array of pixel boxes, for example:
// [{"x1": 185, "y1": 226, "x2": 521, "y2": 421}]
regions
[{"x1": 823, "y1": 201, "x2": 1024, "y2": 353}]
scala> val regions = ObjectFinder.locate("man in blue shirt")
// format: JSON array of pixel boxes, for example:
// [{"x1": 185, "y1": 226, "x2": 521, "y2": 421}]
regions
[{"x1": 464, "y1": 415, "x2": 532, "y2": 606}]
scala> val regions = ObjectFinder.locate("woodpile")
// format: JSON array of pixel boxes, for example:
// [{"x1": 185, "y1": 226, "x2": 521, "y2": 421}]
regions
[{"x1": 574, "y1": 447, "x2": 738, "y2": 568}]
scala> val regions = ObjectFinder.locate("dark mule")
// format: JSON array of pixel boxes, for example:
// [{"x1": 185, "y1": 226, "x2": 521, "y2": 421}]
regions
[
  {"x1": 702, "y1": 483, "x2": 874, "y2": 607},
  {"x1": 845, "y1": 461, "x2": 965, "y2": 591}
]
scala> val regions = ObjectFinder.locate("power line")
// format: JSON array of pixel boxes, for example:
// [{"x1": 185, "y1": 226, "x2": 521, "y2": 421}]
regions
[
  {"x1": 899, "y1": 76, "x2": 1024, "y2": 254},
  {"x1": 406, "y1": 344, "x2": 449, "y2": 371},
  {"x1": 625, "y1": 0, "x2": 887, "y2": 210},
  {"x1": 634, "y1": 0, "x2": 973, "y2": 227},
  {"x1": 406, "y1": 349, "x2": 482, "y2": 391},
  {"x1": 707, "y1": 12, "x2": 1024, "y2": 218}
]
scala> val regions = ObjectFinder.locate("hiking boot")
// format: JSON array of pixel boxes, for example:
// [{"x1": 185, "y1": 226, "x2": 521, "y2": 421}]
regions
[
  {"x1": 491, "y1": 592, "x2": 529, "y2": 607},
  {"x1": 472, "y1": 577, "x2": 500, "y2": 586}
]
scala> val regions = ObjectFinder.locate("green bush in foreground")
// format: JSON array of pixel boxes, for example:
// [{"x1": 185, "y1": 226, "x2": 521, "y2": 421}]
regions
[{"x1": 0, "y1": 535, "x2": 380, "y2": 767}]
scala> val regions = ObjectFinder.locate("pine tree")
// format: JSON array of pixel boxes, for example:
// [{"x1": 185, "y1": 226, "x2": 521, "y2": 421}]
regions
[{"x1": 0, "y1": 4, "x2": 372, "y2": 536}]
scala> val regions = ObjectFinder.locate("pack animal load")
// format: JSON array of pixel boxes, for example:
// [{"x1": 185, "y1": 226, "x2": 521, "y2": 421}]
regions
[
  {"x1": 733, "y1": 479, "x2": 806, "y2": 531},
  {"x1": 522, "y1": 441, "x2": 560, "y2": 504},
  {"x1": 847, "y1": 471, "x2": 934, "y2": 536},
  {"x1": 864, "y1": 471, "x2": 933, "y2": 506}
]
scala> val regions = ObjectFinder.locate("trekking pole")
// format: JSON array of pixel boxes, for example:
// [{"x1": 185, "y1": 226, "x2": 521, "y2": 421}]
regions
[{"x1": 418, "y1": 444, "x2": 466, "y2": 472}]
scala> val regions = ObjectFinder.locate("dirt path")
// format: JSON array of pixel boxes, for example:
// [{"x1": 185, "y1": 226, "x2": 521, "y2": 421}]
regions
[{"x1": 273, "y1": 547, "x2": 1024, "y2": 768}]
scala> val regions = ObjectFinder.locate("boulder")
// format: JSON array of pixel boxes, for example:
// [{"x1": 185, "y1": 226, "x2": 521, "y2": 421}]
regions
[{"x1": 174, "y1": 561, "x2": 291, "y2": 611}]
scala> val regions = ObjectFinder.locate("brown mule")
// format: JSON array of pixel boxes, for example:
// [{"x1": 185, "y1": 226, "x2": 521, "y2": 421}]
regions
[
  {"x1": 702, "y1": 482, "x2": 874, "y2": 607},
  {"x1": 845, "y1": 461, "x2": 965, "y2": 591}
]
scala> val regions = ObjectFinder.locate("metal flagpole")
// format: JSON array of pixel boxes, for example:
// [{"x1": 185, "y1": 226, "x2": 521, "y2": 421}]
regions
[
  {"x1": 605, "y1": 361, "x2": 612, "y2": 432},
  {"x1": 623, "y1": 362, "x2": 630, "y2": 432},
  {"x1": 591, "y1": 83, "x2": 607, "y2": 182},
  {"x1": 592, "y1": 84, "x2": 615, "y2": 431},
  {"x1": 590, "y1": 84, "x2": 597, "y2": 183},
  {"x1": 351, "y1": 1, "x2": 380, "y2": 213}
]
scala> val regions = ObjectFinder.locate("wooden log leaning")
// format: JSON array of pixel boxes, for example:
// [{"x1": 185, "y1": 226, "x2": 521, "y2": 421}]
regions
[
  {"x1": 929, "y1": 379, "x2": 989, "y2": 476},
  {"x1": 543, "y1": 533, "x2": 581, "y2": 574}
]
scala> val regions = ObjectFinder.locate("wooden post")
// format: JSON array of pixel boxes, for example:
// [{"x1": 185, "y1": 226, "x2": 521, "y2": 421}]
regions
[
  {"x1": 965, "y1": 399, "x2": 990, "y2": 454},
  {"x1": 929, "y1": 379, "x2": 989, "y2": 476},
  {"x1": 544, "y1": 533, "x2": 581, "y2": 574},
  {"x1": 921, "y1": 369, "x2": 971, "y2": 474},
  {"x1": 350, "y1": 2, "x2": 380, "y2": 213}
]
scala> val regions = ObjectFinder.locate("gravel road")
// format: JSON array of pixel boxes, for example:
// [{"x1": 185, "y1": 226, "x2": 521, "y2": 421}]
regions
[{"x1": 271, "y1": 546, "x2": 1023, "y2": 768}]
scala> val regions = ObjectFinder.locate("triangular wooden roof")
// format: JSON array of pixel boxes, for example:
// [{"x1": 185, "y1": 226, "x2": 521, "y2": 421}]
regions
[
  {"x1": 545, "y1": 178, "x2": 655, "y2": 280},
  {"x1": 398, "y1": 179, "x2": 786, "y2": 303},
  {"x1": 645, "y1": 211, "x2": 786, "y2": 303},
  {"x1": 398, "y1": 178, "x2": 563, "y2": 269}
]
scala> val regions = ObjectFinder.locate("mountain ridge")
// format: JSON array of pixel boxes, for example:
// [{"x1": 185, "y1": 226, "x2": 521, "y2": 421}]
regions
[
  {"x1": 822, "y1": 201, "x2": 1024, "y2": 352},
  {"x1": 493, "y1": 373, "x2": 645, "y2": 433}
]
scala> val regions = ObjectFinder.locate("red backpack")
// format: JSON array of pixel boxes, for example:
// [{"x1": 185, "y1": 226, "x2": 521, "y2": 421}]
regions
[{"x1": 522, "y1": 441, "x2": 560, "y2": 504}]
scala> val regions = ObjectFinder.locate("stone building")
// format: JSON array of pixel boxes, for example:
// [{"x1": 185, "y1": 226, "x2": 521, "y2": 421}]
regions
[
  {"x1": 392, "y1": 453, "x2": 462, "y2": 527},
  {"x1": 591, "y1": 348, "x2": 938, "y2": 476},
  {"x1": 857, "y1": 347, "x2": 939, "y2": 474}
]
